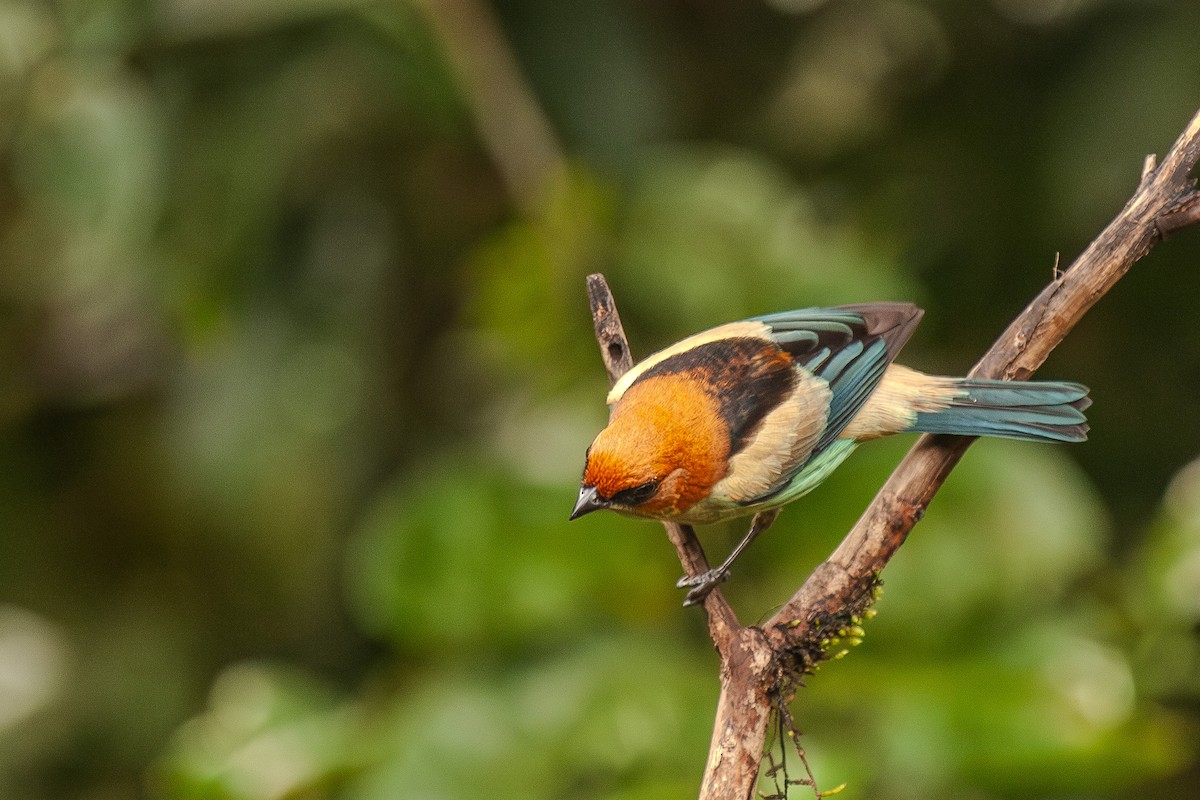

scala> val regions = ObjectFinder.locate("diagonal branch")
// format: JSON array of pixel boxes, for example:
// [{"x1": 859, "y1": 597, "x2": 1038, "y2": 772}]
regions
[
  {"x1": 765, "y1": 105, "x2": 1200, "y2": 643},
  {"x1": 584, "y1": 106, "x2": 1200, "y2": 800}
]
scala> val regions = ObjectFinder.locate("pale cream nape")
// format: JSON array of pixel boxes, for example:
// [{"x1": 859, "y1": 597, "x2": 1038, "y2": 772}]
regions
[{"x1": 606, "y1": 320, "x2": 770, "y2": 405}]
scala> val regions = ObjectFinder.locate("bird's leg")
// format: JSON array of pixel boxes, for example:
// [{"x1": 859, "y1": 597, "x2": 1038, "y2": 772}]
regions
[{"x1": 676, "y1": 509, "x2": 780, "y2": 606}]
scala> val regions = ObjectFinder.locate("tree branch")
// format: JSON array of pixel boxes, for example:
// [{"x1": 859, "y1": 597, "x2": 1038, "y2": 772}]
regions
[{"x1": 585, "y1": 106, "x2": 1200, "y2": 800}]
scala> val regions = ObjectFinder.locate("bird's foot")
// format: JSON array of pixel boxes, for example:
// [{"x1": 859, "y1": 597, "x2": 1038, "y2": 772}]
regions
[{"x1": 676, "y1": 568, "x2": 730, "y2": 606}]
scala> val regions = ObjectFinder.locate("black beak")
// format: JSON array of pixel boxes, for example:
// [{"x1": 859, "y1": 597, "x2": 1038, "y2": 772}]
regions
[{"x1": 569, "y1": 485, "x2": 606, "y2": 520}]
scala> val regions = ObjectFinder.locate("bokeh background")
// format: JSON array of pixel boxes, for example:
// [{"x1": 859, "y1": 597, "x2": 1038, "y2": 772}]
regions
[{"x1": 3, "y1": 1, "x2": 1200, "y2": 798}]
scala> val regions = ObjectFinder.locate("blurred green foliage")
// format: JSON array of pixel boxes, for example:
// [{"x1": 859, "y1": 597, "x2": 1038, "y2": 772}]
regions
[{"x1": 2, "y1": 1, "x2": 1200, "y2": 798}]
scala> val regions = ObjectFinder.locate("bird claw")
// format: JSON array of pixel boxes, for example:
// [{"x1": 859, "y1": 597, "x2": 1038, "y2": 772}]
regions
[{"x1": 677, "y1": 568, "x2": 729, "y2": 605}]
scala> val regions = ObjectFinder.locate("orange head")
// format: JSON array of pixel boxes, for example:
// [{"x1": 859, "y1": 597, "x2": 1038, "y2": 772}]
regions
[{"x1": 571, "y1": 373, "x2": 730, "y2": 521}]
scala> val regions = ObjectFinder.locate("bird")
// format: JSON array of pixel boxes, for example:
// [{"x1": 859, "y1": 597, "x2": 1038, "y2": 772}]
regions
[{"x1": 570, "y1": 303, "x2": 1090, "y2": 605}]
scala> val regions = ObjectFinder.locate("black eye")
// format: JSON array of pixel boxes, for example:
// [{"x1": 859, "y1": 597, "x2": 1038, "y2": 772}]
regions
[{"x1": 610, "y1": 480, "x2": 659, "y2": 506}]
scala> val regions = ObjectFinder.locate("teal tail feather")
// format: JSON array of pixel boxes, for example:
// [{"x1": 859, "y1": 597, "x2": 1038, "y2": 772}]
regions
[{"x1": 911, "y1": 379, "x2": 1090, "y2": 442}]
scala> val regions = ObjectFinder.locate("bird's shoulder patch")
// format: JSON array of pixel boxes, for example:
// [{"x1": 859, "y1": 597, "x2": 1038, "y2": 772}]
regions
[{"x1": 714, "y1": 368, "x2": 832, "y2": 504}]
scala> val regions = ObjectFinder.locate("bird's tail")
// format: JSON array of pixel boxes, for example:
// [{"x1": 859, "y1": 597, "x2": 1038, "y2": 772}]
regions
[{"x1": 908, "y1": 379, "x2": 1091, "y2": 442}]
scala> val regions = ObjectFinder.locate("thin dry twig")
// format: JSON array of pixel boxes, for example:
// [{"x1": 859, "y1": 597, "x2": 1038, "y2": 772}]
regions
[
  {"x1": 416, "y1": 0, "x2": 565, "y2": 214},
  {"x1": 584, "y1": 107, "x2": 1200, "y2": 800},
  {"x1": 585, "y1": 275, "x2": 740, "y2": 640}
]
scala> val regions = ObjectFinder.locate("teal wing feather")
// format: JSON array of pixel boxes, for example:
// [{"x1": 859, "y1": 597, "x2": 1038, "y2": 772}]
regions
[
  {"x1": 741, "y1": 303, "x2": 923, "y2": 504},
  {"x1": 751, "y1": 303, "x2": 922, "y2": 452}
]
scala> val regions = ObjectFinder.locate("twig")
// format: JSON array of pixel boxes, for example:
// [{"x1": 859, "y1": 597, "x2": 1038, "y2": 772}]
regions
[
  {"x1": 584, "y1": 106, "x2": 1200, "y2": 800},
  {"x1": 415, "y1": 0, "x2": 565, "y2": 214},
  {"x1": 1157, "y1": 195, "x2": 1200, "y2": 238},
  {"x1": 585, "y1": 275, "x2": 740, "y2": 640}
]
